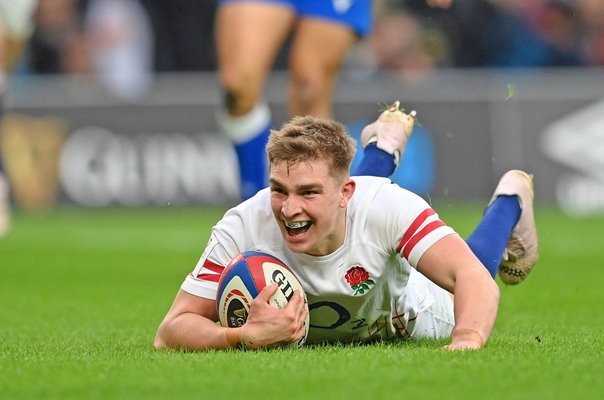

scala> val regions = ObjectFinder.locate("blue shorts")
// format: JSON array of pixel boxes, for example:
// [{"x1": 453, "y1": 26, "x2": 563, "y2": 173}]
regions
[{"x1": 220, "y1": 0, "x2": 373, "y2": 36}]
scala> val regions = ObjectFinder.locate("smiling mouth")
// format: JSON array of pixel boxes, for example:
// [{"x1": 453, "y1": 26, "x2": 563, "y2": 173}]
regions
[{"x1": 284, "y1": 220, "x2": 312, "y2": 236}]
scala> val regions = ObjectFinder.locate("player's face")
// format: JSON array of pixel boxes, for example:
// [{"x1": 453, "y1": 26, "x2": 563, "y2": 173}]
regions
[{"x1": 269, "y1": 159, "x2": 355, "y2": 256}]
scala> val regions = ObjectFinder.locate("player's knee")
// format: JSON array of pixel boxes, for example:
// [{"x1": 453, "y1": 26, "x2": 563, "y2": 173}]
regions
[
  {"x1": 291, "y1": 69, "x2": 324, "y2": 95},
  {"x1": 223, "y1": 90, "x2": 239, "y2": 114},
  {"x1": 290, "y1": 73, "x2": 327, "y2": 114},
  {"x1": 220, "y1": 70, "x2": 262, "y2": 115},
  {"x1": 222, "y1": 88, "x2": 255, "y2": 116}
]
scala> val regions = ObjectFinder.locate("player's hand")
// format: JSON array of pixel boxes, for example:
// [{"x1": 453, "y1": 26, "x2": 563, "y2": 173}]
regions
[
  {"x1": 444, "y1": 328, "x2": 484, "y2": 351},
  {"x1": 239, "y1": 283, "x2": 308, "y2": 349},
  {"x1": 426, "y1": 0, "x2": 453, "y2": 9}
]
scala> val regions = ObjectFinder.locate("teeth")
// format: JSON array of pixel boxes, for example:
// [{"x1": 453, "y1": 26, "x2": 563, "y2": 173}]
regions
[{"x1": 285, "y1": 221, "x2": 309, "y2": 229}]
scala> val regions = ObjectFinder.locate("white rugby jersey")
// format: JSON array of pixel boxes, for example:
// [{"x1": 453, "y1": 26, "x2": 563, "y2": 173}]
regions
[{"x1": 182, "y1": 176, "x2": 456, "y2": 344}]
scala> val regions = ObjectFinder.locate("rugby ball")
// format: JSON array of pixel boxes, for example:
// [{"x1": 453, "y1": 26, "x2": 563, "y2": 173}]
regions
[{"x1": 216, "y1": 251, "x2": 309, "y2": 347}]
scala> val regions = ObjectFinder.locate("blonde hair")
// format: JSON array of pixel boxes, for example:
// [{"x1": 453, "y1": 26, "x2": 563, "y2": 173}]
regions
[{"x1": 266, "y1": 116, "x2": 357, "y2": 181}]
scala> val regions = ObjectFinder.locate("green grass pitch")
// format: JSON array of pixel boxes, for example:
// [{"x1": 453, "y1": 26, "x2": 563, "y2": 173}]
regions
[{"x1": 1, "y1": 205, "x2": 602, "y2": 399}]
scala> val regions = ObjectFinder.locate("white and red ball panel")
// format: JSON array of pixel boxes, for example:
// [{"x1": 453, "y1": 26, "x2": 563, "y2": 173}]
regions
[{"x1": 217, "y1": 279, "x2": 254, "y2": 328}]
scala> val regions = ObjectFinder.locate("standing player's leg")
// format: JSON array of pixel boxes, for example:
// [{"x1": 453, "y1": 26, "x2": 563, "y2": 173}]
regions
[
  {"x1": 288, "y1": 0, "x2": 371, "y2": 116},
  {"x1": 466, "y1": 170, "x2": 539, "y2": 284},
  {"x1": 287, "y1": 18, "x2": 356, "y2": 118},
  {"x1": 215, "y1": 1, "x2": 295, "y2": 200},
  {"x1": 291, "y1": 0, "x2": 384, "y2": 178}
]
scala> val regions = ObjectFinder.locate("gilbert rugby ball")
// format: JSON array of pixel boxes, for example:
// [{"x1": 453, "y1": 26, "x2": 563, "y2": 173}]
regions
[{"x1": 216, "y1": 251, "x2": 309, "y2": 347}]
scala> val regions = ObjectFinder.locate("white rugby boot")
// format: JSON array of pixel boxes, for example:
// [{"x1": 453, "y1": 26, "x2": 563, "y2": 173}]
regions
[
  {"x1": 0, "y1": 174, "x2": 10, "y2": 237},
  {"x1": 361, "y1": 101, "x2": 416, "y2": 167},
  {"x1": 489, "y1": 170, "x2": 539, "y2": 285}
]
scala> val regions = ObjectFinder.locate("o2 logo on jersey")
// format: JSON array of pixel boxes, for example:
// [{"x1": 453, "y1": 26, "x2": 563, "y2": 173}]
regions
[
  {"x1": 307, "y1": 302, "x2": 366, "y2": 330},
  {"x1": 309, "y1": 301, "x2": 351, "y2": 329}
]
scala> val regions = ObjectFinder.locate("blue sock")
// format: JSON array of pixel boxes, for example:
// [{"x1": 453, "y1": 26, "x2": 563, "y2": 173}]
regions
[
  {"x1": 234, "y1": 124, "x2": 270, "y2": 200},
  {"x1": 465, "y1": 195, "x2": 522, "y2": 278},
  {"x1": 353, "y1": 143, "x2": 396, "y2": 177}
]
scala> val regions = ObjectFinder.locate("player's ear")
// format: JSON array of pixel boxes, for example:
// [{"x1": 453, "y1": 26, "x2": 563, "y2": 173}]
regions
[{"x1": 339, "y1": 178, "x2": 356, "y2": 208}]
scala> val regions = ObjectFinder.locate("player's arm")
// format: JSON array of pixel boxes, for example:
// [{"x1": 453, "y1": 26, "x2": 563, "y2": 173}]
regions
[
  {"x1": 417, "y1": 233, "x2": 500, "y2": 350},
  {"x1": 154, "y1": 285, "x2": 307, "y2": 351},
  {"x1": 154, "y1": 289, "x2": 232, "y2": 351}
]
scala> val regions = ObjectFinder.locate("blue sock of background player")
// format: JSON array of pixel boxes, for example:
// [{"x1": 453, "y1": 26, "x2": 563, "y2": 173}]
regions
[
  {"x1": 353, "y1": 143, "x2": 521, "y2": 278},
  {"x1": 233, "y1": 126, "x2": 270, "y2": 201},
  {"x1": 219, "y1": 102, "x2": 271, "y2": 201}
]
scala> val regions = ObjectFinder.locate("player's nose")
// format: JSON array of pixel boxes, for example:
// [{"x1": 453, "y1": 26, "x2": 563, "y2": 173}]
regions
[{"x1": 281, "y1": 196, "x2": 303, "y2": 217}]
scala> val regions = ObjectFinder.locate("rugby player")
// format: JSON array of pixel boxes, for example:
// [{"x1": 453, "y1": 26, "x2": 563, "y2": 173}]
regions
[{"x1": 155, "y1": 103, "x2": 538, "y2": 350}]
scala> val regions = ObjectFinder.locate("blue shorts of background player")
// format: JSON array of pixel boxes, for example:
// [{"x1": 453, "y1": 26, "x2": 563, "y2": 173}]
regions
[{"x1": 219, "y1": 0, "x2": 373, "y2": 36}]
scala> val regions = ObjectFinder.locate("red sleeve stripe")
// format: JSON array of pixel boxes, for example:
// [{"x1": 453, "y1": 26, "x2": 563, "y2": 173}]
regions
[
  {"x1": 196, "y1": 273, "x2": 221, "y2": 282},
  {"x1": 193, "y1": 259, "x2": 225, "y2": 281},
  {"x1": 396, "y1": 208, "x2": 436, "y2": 253},
  {"x1": 198, "y1": 259, "x2": 224, "y2": 275},
  {"x1": 401, "y1": 220, "x2": 446, "y2": 259}
]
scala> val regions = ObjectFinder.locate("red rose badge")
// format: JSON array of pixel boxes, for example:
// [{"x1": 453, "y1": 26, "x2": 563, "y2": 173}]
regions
[{"x1": 345, "y1": 266, "x2": 375, "y2": 295}]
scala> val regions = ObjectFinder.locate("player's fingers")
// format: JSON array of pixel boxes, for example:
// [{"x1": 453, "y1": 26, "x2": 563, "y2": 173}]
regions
[
  {"x1": 299, "y1": 303, "x2": 308, "y2": 323},
  {"x1": 256, "y1": 282, "x2": 279, "y2": 303},
  {"x1": 289, "y1": 292, "x2": 303, "y2": 314},
  {"x1": 296, "y1": 293, "x2": 307, "y2": 314},
  {"x1": 286, "y1": 292, "x2": 306, "y2": 325},
  {"x1": 293, "y1": 307, "x2": 307, "y2": 333},
  {"x1": 284, "y1": 289, "x2": 302, "y2": 310},
  {"x1": 295, "y1": 319, "x2": 307, "y2": 340}
]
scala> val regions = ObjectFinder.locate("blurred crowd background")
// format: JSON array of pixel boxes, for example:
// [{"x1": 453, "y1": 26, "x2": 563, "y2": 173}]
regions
[
  {"x1": 8, "y1": 0, "x2": 604, "y2": 101},
  {"x1": 1, "y1": 0, "x2": 603, "y2": 215}
]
